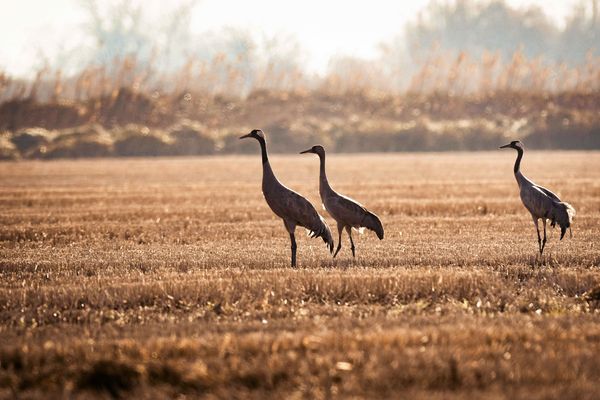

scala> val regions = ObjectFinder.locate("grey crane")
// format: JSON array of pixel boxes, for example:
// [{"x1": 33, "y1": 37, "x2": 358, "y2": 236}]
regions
[
  {"x1": 300, "y1": 145, "x2": 384, "y2": 258},
  {"x1": 240, "y1": 130, "x2": 334, "y2": 267},
  {"x1": 500, "y1": 140, "x2": 575, "y2": 255}
]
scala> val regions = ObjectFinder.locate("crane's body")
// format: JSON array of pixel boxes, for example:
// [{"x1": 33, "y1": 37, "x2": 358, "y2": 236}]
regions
[
  {"x1": 500, "y1": 141, "x2": 575, "y2": 255},
  {"x1": 301, "y1": 145, "x2": 383, "y2": 258},
  {"x1": 240, "y1": 130, "x2": 333, "y2": 267}
]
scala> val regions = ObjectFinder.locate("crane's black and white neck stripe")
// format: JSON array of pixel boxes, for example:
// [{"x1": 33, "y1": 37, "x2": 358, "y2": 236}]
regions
[
  {"x1": 513, "y1": 145, "x2": 523, "y2": 174},
  {"x1": 256, "y1": 134, "x2": 268, "y2": 165}
]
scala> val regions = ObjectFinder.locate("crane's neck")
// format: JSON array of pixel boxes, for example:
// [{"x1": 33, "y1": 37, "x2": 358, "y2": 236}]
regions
[
  {"x1": 513, "y1": 147, "x2": 523, "y2": 175},
  {"x1": 257, "y1": 136, "x2": 269, "y2": 165},
  {"x1": 317, "y1": 152, "x2": 332, "y2": 195},
  {"x1": 258, "y1": 136, "x2": 278, "y2": 191}
]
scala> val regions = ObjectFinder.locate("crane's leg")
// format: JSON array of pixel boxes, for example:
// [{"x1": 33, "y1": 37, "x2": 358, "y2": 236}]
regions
[
  {"x1": 333, "y1": 223, "x2": 344, "y2": 258},
  {"x1": 532, "y1": 217, "x2": 542, "y2": 255},
  {"x1": 541, "y1": 219, "x2": 547, "y2": 255},
  {"x1": 284, "y1": 220, "x2": 297, "y2": 268},
  {"x1": 345, "y1": 226, "x2": 356, "y2": 258},
  {"x1": 289, "y1": 231, "x2": 297, "y2": 268}
]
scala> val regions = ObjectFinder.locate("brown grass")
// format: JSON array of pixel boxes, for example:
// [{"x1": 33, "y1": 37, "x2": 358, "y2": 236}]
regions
[{"x1": 1, "y1": 152, "x2": 600, "y2": 398}]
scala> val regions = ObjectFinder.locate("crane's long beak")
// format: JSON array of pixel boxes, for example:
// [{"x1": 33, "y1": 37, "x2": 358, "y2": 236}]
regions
[
  {"x1": 239, "y1": 133, "x2": 252, "y2": 139},
  {"x1": 499, "y1": 143, "x2": 511, "y2": 149},
  {"x1": 299, "y1": 148, "x2": 313, "y2": 154}
]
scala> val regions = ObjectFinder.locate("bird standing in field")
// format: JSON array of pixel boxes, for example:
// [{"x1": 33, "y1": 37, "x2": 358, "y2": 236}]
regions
[
  {"x1": 240, "y1": 130, "x2": 333, "y2": 267},
  {"x1": 500, "y1": 140, "x2": 575, "y2": 255},
  {"x1": 300, "y1": 145, "x2": 383, "y2": 258}
]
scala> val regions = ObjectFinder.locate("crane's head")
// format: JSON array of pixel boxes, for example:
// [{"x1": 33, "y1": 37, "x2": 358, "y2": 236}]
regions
[
  {"x1": 299, "y1": 144, "x2": 325, "y2": 157},
  {"x1": 499, "y1": 140, "x2": 523, "y2": 150},
  {"x1": 239, "y1": 129, "x2": 265, "y2": 141}
]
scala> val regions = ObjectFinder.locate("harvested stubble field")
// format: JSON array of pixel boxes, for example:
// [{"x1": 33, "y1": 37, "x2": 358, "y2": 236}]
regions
[{"x1": 1, "y1": 151, "x2": 600, "y2": 399}]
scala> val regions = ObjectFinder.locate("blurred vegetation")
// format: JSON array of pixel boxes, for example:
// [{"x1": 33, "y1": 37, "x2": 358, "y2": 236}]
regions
[
  {"x1": 0, "y1": 0, "x2": 599, "y2": 158},
  {"x1": 403, "y1": 0, "x2": 599, "y2": 63}
]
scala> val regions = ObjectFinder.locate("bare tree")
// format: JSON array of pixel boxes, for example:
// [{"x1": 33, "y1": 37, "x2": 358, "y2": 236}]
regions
[{"x1": 77, "y1": 0, "x2": 199, "y2": 69}]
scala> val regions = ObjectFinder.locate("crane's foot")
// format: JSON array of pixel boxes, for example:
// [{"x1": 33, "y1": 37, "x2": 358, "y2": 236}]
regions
[
  {"x1": 333, "y1": 244, "x2": 342, "y2": 258},
  {"x1": 535, "y1": 249, "x2": 549, "y2": 267}
]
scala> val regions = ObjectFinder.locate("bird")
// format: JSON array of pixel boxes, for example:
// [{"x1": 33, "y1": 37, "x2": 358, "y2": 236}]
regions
[
  {"x1": 500, "y1": 140, "x2": 575, "y2": 255},
  {"x1": 239, "y1": 130, "x2": 334, "y2": 267},
  {"x1": 300, "y1": 145, "x2": 383, "y2": 258}
]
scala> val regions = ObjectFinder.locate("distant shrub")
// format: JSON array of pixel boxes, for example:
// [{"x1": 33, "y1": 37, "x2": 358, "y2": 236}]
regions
[
  {"x1": 113, "y1": 124, "x2": 172, "y2": 156},
  {"x1": 168, "y1": 120, "x2": 216, "y2": 155},
  {"x1": 10, "y1": 127, "x2": 54, "y2": 156},
  {"x1": 38, "y1": 125, "x2": 113, "y2": 159},
  {"x1": 0, "y1": 135, "x2": 19, "y2": 160}
]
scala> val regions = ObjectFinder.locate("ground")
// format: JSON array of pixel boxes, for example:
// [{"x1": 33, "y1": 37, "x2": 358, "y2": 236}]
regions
[{"x1": 1, "y1": 151, "x2": 599, "y2": 399}]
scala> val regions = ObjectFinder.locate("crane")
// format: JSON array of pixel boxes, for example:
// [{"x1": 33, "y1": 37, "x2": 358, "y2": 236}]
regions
[
  {"x1": 300, "y1": 145, "x2": 384, "y2": 258},
  {"x1": 500, "y1": 140, "x2": 575, "y2": 255},
  {"x1": 240, "y1": 130, "x2": 334, "y2": 267}
]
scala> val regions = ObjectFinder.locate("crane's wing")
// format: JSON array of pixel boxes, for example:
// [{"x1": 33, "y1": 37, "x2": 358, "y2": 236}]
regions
[
  {"x1": 283, "y1": 190, "x2": 324, "y2": 229},
  {"x1": 326, "y1": 194, "x2": 368, "y2": 223},
  {"x1": 325, "y1": 193, "x2": 384, "y2": 239},
  {"x1": 264, "y1": 185, "x2": 334, "y2": 251},
  {"x1": 552, "y1": 201, "x2": 576, "y2": 239},
  {"x1": 521, "y1": 185, "x2": 556, "y2": 217},
  {"x1": 534, "y1": 184, "x2": 561, "y2": 202},
  {"x1": 520, "y1": 184, "x2": 575, "y2": 239}
]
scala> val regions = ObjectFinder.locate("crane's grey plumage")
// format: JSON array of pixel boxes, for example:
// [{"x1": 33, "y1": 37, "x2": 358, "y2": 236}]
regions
[
  {"x1": 300, "y1": 145, "x2": 383, "y2": 258},
  {"x1": 500, "y1": 140, "x2": 575, "y2": 255},
  {"x1": 240, "y1": 130, "x2": 333, "y2": 267}
]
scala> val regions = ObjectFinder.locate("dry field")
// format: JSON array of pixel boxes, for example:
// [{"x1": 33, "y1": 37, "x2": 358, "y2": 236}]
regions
[{"x1": 1, "y1": 151, "x2": 600, "y2": 399}]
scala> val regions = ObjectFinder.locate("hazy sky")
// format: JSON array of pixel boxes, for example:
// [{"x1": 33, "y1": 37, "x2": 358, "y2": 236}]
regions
[{"x1": 0, "y1": 0, "x2": 582, "y2": 76}]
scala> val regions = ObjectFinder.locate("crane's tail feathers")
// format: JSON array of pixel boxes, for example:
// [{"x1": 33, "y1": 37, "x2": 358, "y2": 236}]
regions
[
  {"x1": 308, "y1": 215, "x2": 334, "y2": 253},
  {"x1": 550, "y1": 201, "x2": 575, "y2": 240},
  {"x1": 361, "y1": 211, "x2": 384, "y2": 240}
]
